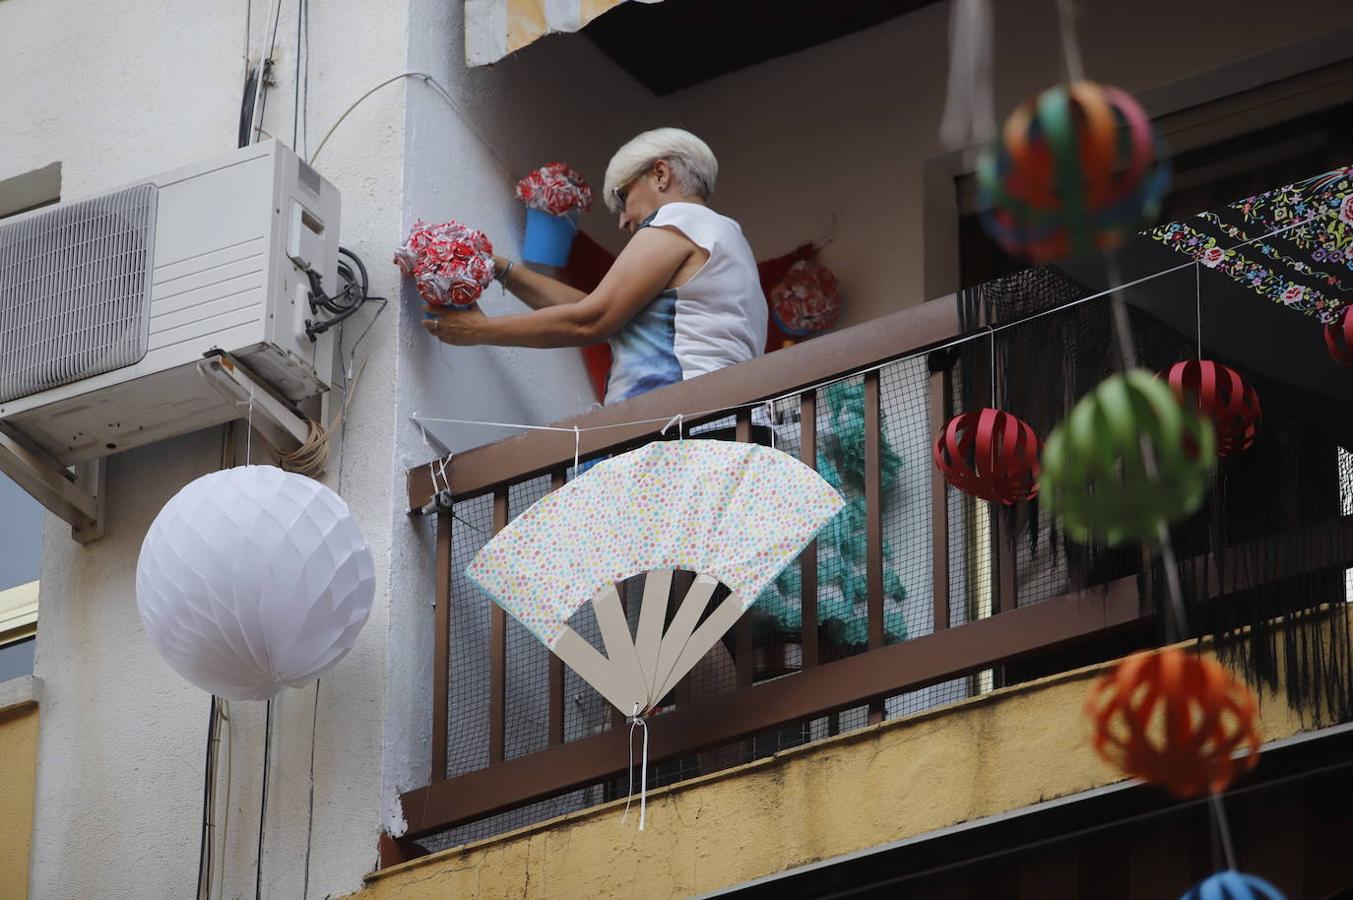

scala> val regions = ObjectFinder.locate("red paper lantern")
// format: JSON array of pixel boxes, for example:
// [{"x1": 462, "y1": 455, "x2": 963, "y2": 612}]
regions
[
  {"x1": 1324, "y1": 307, "x2": 1353, "y2": 365},
  {"x1": 1086, "y1": 648, "x2": 1261, "y2": 797},
  {"x1": 933, "y1": 409, "x2": 1040, "y2": 505},
  {"x1": 1165, "y1": 360, "x2": 1261, "y2": 456}
]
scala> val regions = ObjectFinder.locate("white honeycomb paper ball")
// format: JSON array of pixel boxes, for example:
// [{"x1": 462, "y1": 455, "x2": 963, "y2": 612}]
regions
[{"x1": 136, "y1": 465, "x2": 375, "y2": 701}]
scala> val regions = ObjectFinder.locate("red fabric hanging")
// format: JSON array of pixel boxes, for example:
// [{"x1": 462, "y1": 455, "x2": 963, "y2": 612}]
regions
[{"x1": 559, "y1": 234, "x2": 825, "y2": 401}]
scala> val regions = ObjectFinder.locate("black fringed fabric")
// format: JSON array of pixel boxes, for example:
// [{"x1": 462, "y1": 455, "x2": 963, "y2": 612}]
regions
[{"x1": 955, "y1": 265, "x2": 1353, "y2": 723}]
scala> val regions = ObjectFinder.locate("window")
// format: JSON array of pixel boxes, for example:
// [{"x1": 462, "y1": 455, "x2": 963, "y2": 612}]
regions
[{"x1": 0, "y1": 162, "x2": 60, "y2": 679}]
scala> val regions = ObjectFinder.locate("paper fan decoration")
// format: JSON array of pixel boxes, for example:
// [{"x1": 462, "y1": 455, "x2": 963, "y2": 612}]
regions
[{"x1": 468, "y1": 441, "x2": 844, "y2": 715}]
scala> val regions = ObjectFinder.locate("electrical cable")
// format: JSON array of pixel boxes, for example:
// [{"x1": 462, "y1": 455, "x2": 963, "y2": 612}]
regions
[
  {"x1": 291, "y1": 0, "x2": 302, "y2": 151},
  {"x1": 301, "y1": 0, "x2": 310, "y2": 158},
  {"x1": 195, "y1": 695, "x2": 219, "y2": 900},
  {"x1": 300, "y1": 679, "x2": 321, "y2": 900},
  {"x1": 255, "y1": 697, "x2": 274, "y2": 900},
  {"x1": 308, "y1": 72, "x2": 514, "y2": 182},
  {"x1": 250, "y1": 0, "x2": 285, "y2": 146},
  {"x1": 216, "y1": 699, "x2": 233, "y2": 898},
  {"x1": 238, "y1": 65, "x2": 260, "y2": 149}
]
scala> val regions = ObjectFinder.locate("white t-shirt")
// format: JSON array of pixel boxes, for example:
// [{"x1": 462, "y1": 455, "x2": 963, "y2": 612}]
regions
[{"x1": 605, "y1": 203, "x2": 768, "y2": 404}]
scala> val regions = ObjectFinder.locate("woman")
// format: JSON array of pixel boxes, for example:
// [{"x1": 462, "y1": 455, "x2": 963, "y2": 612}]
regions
[{"x1": 422, "y1": 128, "x2": 768, "y2": 405}]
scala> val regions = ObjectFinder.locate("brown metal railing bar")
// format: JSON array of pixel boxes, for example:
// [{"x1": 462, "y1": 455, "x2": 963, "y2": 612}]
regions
[
  {"x1": 863, "y1": 373, "x2": 885, "y2": 723},
  {"x1": 548, "y1": 470, "x2": 566, "y2": 746},
  {"x1": 398, "y1": 576, "x2": 1143, "y2": 837},
  {"x1": 929, "y1": 370, "x2": 950, "y2": 632},
  {"x1": 400, "y1": 512, "x2": 1353, "y2": 838},
  {"x1": 864, "y1": 372, "x2": 884, "y2": 651},
  {"x1": 996, "y1": 510, "x2": 1016, "y2": 615},
  {"x1": 407, "y1": 294, "x2": 961, "y2": 510},
  {"x1": 431, "y1": 509, "x2": 452, "y2": 783},
  {"x1": 799, "y1": 391, "x2": 819, "y2": 668},
  {"x1": 735, "y1": 409, "x2": 755, "y2": 690},
  {"x1": 489, "y1": 488, "x2": 508, "y2": 765}
]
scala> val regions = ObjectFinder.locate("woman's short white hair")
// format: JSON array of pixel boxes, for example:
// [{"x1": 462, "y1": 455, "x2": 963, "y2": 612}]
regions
[{"x1": 603, "y1": 128, "x2": 718, "y2": 213}]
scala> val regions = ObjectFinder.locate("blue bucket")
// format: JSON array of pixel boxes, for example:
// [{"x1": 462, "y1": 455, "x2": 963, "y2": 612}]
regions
[{"x1": 522, "y1": 208, "x2": 578, "y2": 266}]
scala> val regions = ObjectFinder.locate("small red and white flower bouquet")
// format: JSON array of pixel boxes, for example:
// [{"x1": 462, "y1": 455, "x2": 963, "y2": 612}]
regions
[
  {"x1": 516, "y1": 162, "x2": 593, "y2": 217},
  {"x1": 517, "y1": 162, "x2": 592, "y2": 266},
  {"x1": 395, "y1": 219, "x2": 495, "y2": 308},
  {"x1": 770, "y1": 259, "x2": 843, "y2": 337}
]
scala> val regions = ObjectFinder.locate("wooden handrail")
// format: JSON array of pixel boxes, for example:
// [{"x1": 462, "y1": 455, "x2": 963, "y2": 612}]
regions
[
  {"x1": 400, "y1": 514, "x2": 1353, "y2": 838},
  {"x1": 406, "y1": 293, "x2": 960, "y2": 510},
  {"x1": 400, "y1": 576, "x2": 1144, "y2": 838}
]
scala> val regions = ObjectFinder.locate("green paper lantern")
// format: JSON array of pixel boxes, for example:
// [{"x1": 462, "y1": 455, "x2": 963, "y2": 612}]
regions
[{"x1": 1042, "y1": 369, "x2": 1215, "y2": 545}]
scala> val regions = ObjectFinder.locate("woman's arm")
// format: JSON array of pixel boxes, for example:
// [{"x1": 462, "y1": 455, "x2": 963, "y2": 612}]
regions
[
  {"x1": 425, "y1": 228, "x2": 694, "y2": 349},
  {"x1": 495, "y1": 255, "x2": 587, "y2": 310}
]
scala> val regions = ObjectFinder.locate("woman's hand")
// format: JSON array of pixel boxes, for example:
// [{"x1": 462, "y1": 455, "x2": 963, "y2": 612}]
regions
[{"x1": 422, "y1": 304, "x2": 490, "y2": 345}]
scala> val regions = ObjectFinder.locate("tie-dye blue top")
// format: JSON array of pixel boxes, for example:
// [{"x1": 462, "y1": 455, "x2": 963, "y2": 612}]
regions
[{"x1": 603, "y1": 204, "x2": 767, "y2": 404}]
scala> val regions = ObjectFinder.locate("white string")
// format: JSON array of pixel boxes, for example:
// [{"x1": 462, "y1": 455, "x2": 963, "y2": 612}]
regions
[
  {"x1": 406, "y1": 211, "x2": 1327, "y2": 470},
  {"x1": 988, "y1": 325, "x2": 997, "y2": 406},
  {"x1": 246, "y1": 381, "x2": 255, "y2": 465},
  {"x1": 572, "y1": 426, "x2": 581, "y2": 476},
  {"x1": 621, "y1": 702, "x2": 649, "y2": 831},
  {"x1": 765, "y1": 400, "x2": 776, "y2": 450},
  {"x1": 939, "y1": 0, "x2": 996, "y2": 150},
  {"x1": 1195, "y1": 261, "x2": 1203, "y2": 361},
  {"x1": 1055, "y1": 0, "x2": 1086, "y2": 84},
  {"x1": 1209, "y1": 791, "x2": 1238, "y2": 871}
]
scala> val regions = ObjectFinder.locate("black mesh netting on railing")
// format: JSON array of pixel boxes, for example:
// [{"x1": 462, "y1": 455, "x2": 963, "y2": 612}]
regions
[
  {"x1": 957, "y1": 264, "x2": 1353, "y2": 718},
  {"x1": 422, "y1": 264, "x2": 1353, "y2": 852}
]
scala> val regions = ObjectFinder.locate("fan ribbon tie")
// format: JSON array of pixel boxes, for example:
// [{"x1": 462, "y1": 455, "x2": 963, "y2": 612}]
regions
[{"x1": 621, "y1": 702, "x2": 649, "y2": 831}]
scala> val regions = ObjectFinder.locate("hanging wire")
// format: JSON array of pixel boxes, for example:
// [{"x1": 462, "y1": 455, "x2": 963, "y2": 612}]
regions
[
  {"x1": 1055, "y1": 0, "x2": 1087, "y2": 84},
  {"x1": 1195, "y1": 261, "x2": 1203, "y2": 361},
  {"x1": 1209, "y1": 791, "x2": 1239, "y2": 871},
  {"x1": 301, "y1": 680, "x2": 322, "y2": 900},
  {"x1": 255, "y1": 697, "x2": 274, "y2": 900}
]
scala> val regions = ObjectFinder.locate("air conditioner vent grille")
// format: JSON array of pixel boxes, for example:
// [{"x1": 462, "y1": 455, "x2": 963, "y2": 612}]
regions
[{"x1": 0, "y1": 183, "x2": 158, "y2": 403}]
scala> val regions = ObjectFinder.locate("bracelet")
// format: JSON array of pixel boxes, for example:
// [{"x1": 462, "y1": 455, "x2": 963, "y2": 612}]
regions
[{"x1": 494, "y1": 259, "x2": 514, "y2": 285}]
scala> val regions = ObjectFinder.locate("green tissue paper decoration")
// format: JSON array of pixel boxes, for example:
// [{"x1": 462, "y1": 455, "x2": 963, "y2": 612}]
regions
[
  {"x1": 1042, "y1": 369, "x2": 1215, "y2": 546},
  {"x1": 757, "y1": 381, "x2": 909, "y2": 648}
]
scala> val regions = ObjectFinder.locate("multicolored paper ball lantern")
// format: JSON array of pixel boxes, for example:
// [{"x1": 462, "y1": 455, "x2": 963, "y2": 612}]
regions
[
  {"x1": 978, "y1": 81, "x2": 1169, "y2": 264},
  {"x1": 1323, "y1": 306, "x2": 1353, "y2": 365},
  {"x1": 933, "y1": 408, "x2": 1040, "y2": 504},
  {"x1": 1042, "y1": 370, "x2": 1215, "y2": 545},
  {"x1": 1086, "y1": 648, "x2": 1261, "y2": 798},
  {"x1": 1165, "y1": 360, "x2": 1262, "y2": 456},
  {"x1": 769, "y1": 259, "x2": 843, "y2": 337},
  {"x1": 1180, "y1": 870, "x2": 1285, "y2": 900}
]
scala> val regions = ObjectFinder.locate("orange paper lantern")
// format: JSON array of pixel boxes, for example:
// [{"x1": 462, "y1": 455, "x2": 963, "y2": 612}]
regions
[{"x1": 1086, "y1": 648, "x2": 1261, "y2": 797}]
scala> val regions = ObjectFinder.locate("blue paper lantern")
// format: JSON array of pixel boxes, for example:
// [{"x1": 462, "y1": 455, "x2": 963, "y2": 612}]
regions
[{"x1": 1181, "y1": 870, "x2": 1285, "y2": 900}]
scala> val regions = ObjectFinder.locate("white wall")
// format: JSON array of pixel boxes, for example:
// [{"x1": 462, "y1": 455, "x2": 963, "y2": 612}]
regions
[
  {"x1": 650, "y1": 0, "x2": 1353, "y2": 327},
  {"x1": 0, "y1": 0, "x2": 409, "y2": 896}
]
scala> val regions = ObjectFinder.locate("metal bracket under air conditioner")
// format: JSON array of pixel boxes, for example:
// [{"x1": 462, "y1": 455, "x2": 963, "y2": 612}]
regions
[
  {"x1": 196, "y1": 351, "x2": 311, "y2": 455},
  {"x1": 0, "y1": 430, "x2": 105, "y2": 544}
]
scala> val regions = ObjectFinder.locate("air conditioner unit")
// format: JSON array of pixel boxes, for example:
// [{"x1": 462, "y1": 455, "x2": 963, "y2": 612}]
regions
[{"x1": 0, "y1": 139, "x2": 340, "y2": 468}]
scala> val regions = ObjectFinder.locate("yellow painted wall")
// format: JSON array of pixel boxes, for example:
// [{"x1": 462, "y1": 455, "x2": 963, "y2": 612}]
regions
[
  {"x1": 0, "y1": 700, "x2": 38, "y2": 899},
  {"x1": 355, "y1": 618, "x2": 1336, "y2": 900}
]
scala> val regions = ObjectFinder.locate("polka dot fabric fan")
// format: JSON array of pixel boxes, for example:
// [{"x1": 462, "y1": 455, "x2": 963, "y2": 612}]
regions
[{"x1": 468, "y1": 441, "x2": 844, "y2": 714}]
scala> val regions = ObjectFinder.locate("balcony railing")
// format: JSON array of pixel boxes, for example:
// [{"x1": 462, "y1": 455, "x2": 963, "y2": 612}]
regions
[{"x1": 396, "y1": 280, "x2": 1353, "y2": 854}]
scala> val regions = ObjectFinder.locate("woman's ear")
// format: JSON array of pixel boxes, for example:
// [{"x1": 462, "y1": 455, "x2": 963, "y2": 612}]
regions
[{"x1": 654, "y1": 159, "x2": 670, "y2": 192}]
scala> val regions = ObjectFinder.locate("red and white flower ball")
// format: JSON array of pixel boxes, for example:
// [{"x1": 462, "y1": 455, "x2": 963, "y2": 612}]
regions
[
  {"x1": 394, "y1": 220, "x2": 495, "y2": 308},
  {"x1": 516, "y1": 163, "x2": 594, "y2": 217},
  {"x1": 769, "y1": 259, "x2": 843, "y2": 337},
  {"x1": 1324, "y1": 306, "x2": 1353, "y2": 366}
]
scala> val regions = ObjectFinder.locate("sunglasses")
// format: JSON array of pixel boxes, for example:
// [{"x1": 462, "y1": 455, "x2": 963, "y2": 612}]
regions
[{"x1": 612, "y1": 161, "x2": 662, "y2": 210}]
